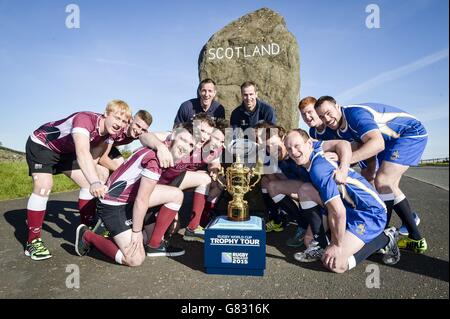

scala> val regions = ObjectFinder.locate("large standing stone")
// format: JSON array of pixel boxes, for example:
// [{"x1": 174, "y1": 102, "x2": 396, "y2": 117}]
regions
[{"x1": 198, "y1": 7, "x2": 300, "y2": 130}]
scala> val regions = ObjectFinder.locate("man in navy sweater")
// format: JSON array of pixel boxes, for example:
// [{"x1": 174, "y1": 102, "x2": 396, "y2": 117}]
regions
[
  {"x1": 174, "y1": 78, "x2": 225, "y2": 125},
  {"x1": 230, "y1": 81, "x2": 277, "y2": 131}
]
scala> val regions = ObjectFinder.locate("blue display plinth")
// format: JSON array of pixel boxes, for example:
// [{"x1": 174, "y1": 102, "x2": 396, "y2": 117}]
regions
[{"x1": 204, "y1": 216, "x2": 266, "y2": 276}]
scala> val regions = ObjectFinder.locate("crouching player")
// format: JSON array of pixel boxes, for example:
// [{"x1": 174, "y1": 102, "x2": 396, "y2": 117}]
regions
[
  {"x1": 24, "y1": 100, "x2": 131, "y2": 260},
  {"x1": 98, "y1": 109, "x2": 153, "y2": 172},
  {"x1": 139, "y1": 116, "x2": 227, "y2": 242},
  {"x1": 314, "y1": 97, "x2": 427, "y2": 252},
  {"x1": 284, "y1": 129, "x2": 400, "y2": 273},
  {"x1": 74, "y1": 123, "x2": 195, "y2": 265},
  {"x1": 256, "y1": 122, "x2": 350, "y2": 249}
]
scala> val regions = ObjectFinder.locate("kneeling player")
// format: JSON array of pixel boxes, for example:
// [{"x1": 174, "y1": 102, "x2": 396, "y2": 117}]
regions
[
  {"x1": 139, "y1": 115, "x2": 227, "y2": 243},
  {"x1": 284, "y1": 129, "x2": 400, "y2": 273},
  {"x1": 74, "y1": 122, "x2": 195, "y2": 264},
  {"x1": 255, "y1": 122, "x2": 350, "y2": 249}
]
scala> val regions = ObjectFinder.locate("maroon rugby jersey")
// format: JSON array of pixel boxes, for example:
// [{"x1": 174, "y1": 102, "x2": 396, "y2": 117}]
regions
[
  {"x1": 101, "y1": 147, "x2": 162, "y2": 205},
  {"x1": 112, "y1": 125, "x2": 136, "y2": 146},
  {"x1": 157, "y1": 146, "x2": 222, "y2": 185},
  {"x1": 30, "y1": 112, "x2": 115, "y2": 154}
]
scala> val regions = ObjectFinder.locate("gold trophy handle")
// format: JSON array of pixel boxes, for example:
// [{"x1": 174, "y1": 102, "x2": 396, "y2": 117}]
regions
[
  {"x1": 248, "y1": 171, "x2": 261, "y2": 189},
  {"x1": 248, "y1": 161, "x2": 262, "y2": 189}
]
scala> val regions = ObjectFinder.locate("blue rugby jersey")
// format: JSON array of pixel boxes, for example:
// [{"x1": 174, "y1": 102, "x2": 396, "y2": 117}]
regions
[
  {"x1": 309, "y1": 126, "x2": 338, "y2": 141},
  {"x1": 336, "y1": 103, "x2": 427, "y2": 144},
  {"x1": 278, "y1": 157, "x2": 311, "y2": 182},
  {"x1": 306, "y1": 141, "x2": 386, "y2": 214}
]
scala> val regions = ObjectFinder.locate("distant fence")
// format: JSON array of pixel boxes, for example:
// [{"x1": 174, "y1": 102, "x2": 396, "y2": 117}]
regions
[{"x1": 420, "y1": 157, "x2": 449, "y2": 165}]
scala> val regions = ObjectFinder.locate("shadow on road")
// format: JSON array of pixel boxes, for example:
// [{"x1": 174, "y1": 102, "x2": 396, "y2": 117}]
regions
[
  {"x1": 267, "y1": 224, "x2": 449, "y2": 282},
  {"x1": 59, "y1": 242, "x2": 118, "y2": 264},
  {"x1": 4, "y1": 198, "x2": 448, "y2": 284},
  {"x1": 3, "y1": 200, "x2": 80, "y2": 248},
  {"x1": 265, "y1": 224, "x2": 333, "y2": 273},
  {"x1": 169, "y1": 234, "x2": 206, "y2": 272},
  {"x1": 367, "y1": 251, "x2": 449, "y2": 283}
]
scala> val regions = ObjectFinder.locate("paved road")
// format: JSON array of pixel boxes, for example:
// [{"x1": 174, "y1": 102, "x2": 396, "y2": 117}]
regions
[
  {"x1": 404, "y1": 166, "x2": 449, "y2": 191},
  {"x1": 0, "y1": 175, "x2": 448, "y2": 299}
]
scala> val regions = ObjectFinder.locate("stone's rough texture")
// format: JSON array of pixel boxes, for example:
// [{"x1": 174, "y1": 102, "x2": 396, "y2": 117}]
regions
[{"x1": 199, "y1": 7, "x2": 300, "y2": 130}]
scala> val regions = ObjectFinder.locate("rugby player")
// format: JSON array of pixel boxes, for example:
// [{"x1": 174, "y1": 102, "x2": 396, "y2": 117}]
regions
[
  {"x1": 24, "y1": 100, "x2": 131, "y2": 260},
  {"x1": 230, "y1": 81, "x2": 276, "y2": 131},
  {"x1": 98, "y1": 110, "x2": 153, "y2": 172},
  {"x1": 74, "y1": 122, "x2": 196, "y2": 264},
  {"x1": 256, "y1": 122, "x2": 352, "y2": 249},
  {"x1": 284, "y1": 129, "x2": 400, "y2": 272},
  {"x1": 315, "y1": 97, "x2": 427, "y2": 253},
  {"x1": 174, "y1": 78, "x2": 225, "y2": 125},
  {"x1": 139, "y1": 114, "x2": 226, "y2": 243}
]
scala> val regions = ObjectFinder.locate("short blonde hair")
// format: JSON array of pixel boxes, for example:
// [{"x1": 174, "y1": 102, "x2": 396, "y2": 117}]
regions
[{"x1": 105, "y1": 100, "x2": 132, "y2": 120}]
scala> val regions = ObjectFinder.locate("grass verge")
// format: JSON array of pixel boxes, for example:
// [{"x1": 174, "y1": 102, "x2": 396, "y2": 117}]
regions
[{"x1": 0, "y1": 161, "x2": 78, "y2": 201}]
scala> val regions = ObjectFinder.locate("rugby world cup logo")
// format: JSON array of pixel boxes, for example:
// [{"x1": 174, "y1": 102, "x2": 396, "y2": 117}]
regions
[{"x1": 221, "y1": 252, "x2": 232, "y2": 263}]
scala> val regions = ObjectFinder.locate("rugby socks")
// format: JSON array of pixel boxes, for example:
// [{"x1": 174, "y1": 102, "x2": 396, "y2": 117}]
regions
[
  {"x1": 262, "y1": 188, "x2": 282, "y2": 224},
  {"x1": 300, "y1": 201, "x2": 328, "y2": 248},
  {"x1": 83, "y1": 231, "x2": 120, "y2": 263},
  {"x1": 78, "y1": 188, "x2": 96, "y2": 227},
  {"x1": 205, "y1": 197, "x2": 217, "y2": 212},
  {"x1": 200, "y1": 197, "x2": 218, "y2": 227},
  {"x1": 26, "y1": 193, "x2": 48, "y2": 243},
  {"x1": 272, "y1": 195, "x2": 309, "y2": 229},
  {"x1": 379, "y1": 193, "x2": 395, "y2": 228},
  {"x1": 149, "y1": 203, "x2": 180, "y2": 248},
  {"x1": 393, "y1": 195, "x2": 422, "y2": 240},
  {"x1": 348, "y1": 232, "x2": 390, "y2": 270},
  {"x1": 187, "y1": 186, "x2": 208, "y2": 231}
]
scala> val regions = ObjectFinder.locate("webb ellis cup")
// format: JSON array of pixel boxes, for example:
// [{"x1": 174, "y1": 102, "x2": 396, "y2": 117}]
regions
[{"x1": 214, "y1": 153, "x2": 261, "y2": 222}]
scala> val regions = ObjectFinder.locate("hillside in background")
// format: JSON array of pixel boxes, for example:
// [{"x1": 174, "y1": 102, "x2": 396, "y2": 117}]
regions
[
  {"x1": 0, "y1": 146, "x2": 25, "y2": 162},
  {"x1": 0, "y1": 146, "x2": 79, "y2": 200}
]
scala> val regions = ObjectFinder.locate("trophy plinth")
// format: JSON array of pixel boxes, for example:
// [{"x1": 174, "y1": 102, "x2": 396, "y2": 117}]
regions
[{"x1": 205, "y1": 139, "x2": 266, "y2": 277}]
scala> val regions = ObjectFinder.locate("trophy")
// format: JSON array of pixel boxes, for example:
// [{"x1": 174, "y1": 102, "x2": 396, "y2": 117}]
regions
[
  {"x1": 213, "y1": 155, "x2": 261, "y2": 221},
  {"x1": 205, "y1": 138, "x2": 266, "y2": 277}
]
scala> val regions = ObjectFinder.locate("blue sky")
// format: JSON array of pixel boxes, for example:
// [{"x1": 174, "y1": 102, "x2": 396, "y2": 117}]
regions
[{"x1": 0, "y1": 0, "x2": 448, "y2": 158}]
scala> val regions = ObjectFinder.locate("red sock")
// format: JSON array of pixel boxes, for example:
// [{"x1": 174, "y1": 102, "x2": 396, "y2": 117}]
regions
[
  {"x1": 200, "y1": 200, "x2": 216, "y2": 227},
  {"x1": 149, "y1": 204, "x2": 179, "y2": 248},
  {"x1": 84, "y1": 231, "x2": 119, "y2": 261},
  {"x1": 79, "y1": 198, "x2": 96, "y2": 226},
  {"x1": 187, "y1": 192, "x2": 207, "y2": 230},
  {"x1": 27, "y1": 210, "x2": 46, "y2": 243},
  {"x1": 27, "y1": 193, "x2": 49, "y2": 243}
]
